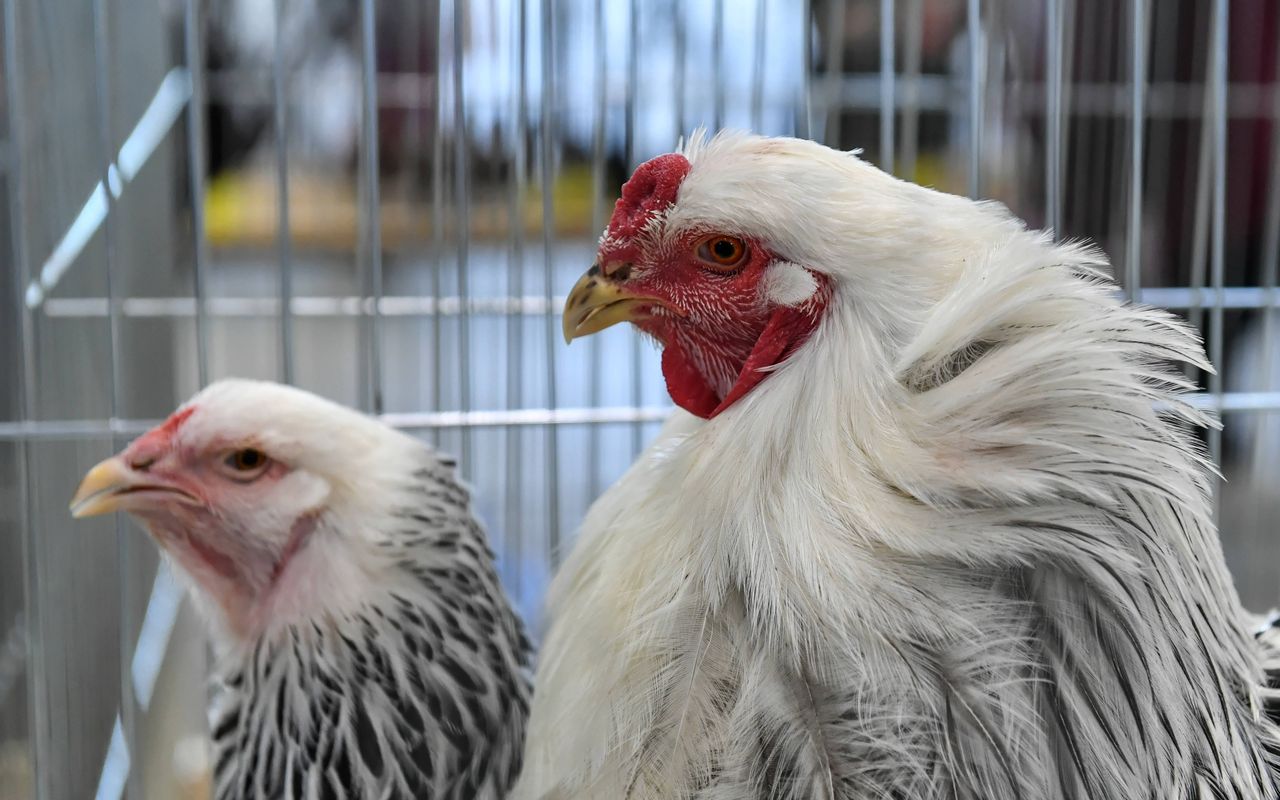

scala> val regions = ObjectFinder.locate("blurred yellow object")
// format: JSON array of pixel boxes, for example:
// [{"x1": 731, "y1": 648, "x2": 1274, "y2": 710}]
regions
[
  {"x1": 204, "y1": 164, "x2": 601, "y2": 251},
  {"x1": 0, "y1": 741, "x2": 31, "y2": 800}
]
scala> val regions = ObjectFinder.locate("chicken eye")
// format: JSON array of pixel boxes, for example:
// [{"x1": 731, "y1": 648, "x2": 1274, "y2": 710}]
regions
[
  {"x1": 223, "y1": 448, "x2": 270, "y2": 479},
  {"x1": 696, "y1": 236, "x2": 748, "y2": 271}
]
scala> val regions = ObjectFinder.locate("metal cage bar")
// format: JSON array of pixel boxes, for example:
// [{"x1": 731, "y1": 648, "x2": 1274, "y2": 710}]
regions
[
  {"x1": 183, "y1": 0, "x2": 210, "y2": 388},
  {"x1": 1125, "y1": 0, "x2": 1147, "y2": 300},
  {"x1": 272, "y1": 0, "x2": 295, "y2": 384},
  {"x1": 1208, "y1": 0, "x2": 1228, "y2": 469},
  {"x1": 360, "y1": 0, "x2": 386, "y2": 415}
]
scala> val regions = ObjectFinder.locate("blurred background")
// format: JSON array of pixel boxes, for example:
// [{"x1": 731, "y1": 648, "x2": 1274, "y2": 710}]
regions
[{"x1": 0, "y1": 0, "x2": 1277, "y2": 796}]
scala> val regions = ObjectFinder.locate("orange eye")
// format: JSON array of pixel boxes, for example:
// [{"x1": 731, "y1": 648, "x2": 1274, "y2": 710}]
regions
[{"x1": 696, "y1": 236, "x2": 748, "y2": 270}]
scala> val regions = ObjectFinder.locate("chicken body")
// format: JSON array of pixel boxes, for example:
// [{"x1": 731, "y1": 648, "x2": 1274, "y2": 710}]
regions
[
  {"x1": 517, "y1": 132, "x2": 1280, "y2": 799},
  {"x1": 72, "y1": 380, "x2": 531, "y2": 799}
]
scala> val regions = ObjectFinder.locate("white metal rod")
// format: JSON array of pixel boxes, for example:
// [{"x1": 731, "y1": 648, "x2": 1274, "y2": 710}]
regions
[
  {"x1": 22, "y1": 70, "x2": 189, "y2": 310},
  {"x1": 6, "y1": 392, "x2": 1279, "y2": 445},
  {"x1": 590, "y1": 0, "x2": 607, "y2": 500},
  {"x1": 271, "y1": 0, "x2": 294, "y2": 383},
  {"x1": 1208, "y1": 0, "x2": 1228, "y2": 470},
  {"x1": 879, "y1": 0, "x2": 894, "y2": 172},
  {"x1": 627, "y1": 0, "x2": 643, "y2": 458},
  {"x1": 450, "y1": 0, "x2": 472, "y2": 472},
  {"x1": 800, "y1": 0, "x2": 812, "y2": 138},
  {"x1": 1125, "y1": 0, "x2": 1148, "y2": 301},
  {"x1": 506, "y1": 0, "x2": 530, "y2": 595},
  {"x1": 430, "y1": 1, "x2": 447, "y2": 443},
  {"x1": 540, "y1": 0, "x2": 562, "y2": 562},
  {"x1": 967, "y1": 0, "x2": 983, "y2": 198},
  {"x1": 751, "y1": 0, "x2": 766, "y2": 131},
  {"x1": 712, "y1": 0, "x2": 724, "y2": 131},
  {"x1": 37, "y1": 286, "x2": 1280, "y2": 320},
  {"x1": 0, "y1": 406, "x2": 683, "y2": 442},
  {"x1": 674, "y1": 0, "x2": 687, "y2": 137},
  {"x1": 359, "y1": 0, "x2": 385, "y2": 414},
  {"x1": 183, "y1": 0, "x2": 210, "y2": 387},
  {"x1": 1045, "y1": 0, "x2": 1064, "y2": 238}
]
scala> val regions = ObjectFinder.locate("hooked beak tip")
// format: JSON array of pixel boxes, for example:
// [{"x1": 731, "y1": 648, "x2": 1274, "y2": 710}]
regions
[
  {"x1": 70, "y1": 457, "x2": 132, "y2": 518},
  {"x1": 562, "y1": 267, "x2": 666, "y2": 343}
]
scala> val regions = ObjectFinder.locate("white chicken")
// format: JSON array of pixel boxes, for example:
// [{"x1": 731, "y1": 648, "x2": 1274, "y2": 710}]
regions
[{"x1": 516, "y1": 132, "x2": 1280, "y2": 799}]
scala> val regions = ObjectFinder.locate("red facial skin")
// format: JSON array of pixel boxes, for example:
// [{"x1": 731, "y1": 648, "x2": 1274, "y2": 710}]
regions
[
  {"x1": 115, "y1": 407, "x2": 311, "y2": 637},
  {"x1": 598, "y1": 154, "x2": 831, "y2": 419}
]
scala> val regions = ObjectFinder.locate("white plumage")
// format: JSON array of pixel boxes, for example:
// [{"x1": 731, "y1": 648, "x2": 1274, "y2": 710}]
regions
[{"x1": 517, "y1": 132, "x2": 1280, "y2": 799}]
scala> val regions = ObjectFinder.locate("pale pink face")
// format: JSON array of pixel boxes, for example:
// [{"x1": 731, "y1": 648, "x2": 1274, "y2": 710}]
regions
[
  {"x1": 563, "y1": 153, "x2": 831, "y2": 418},
  {"x1": 70, "y1": 402, "x2": 322, "y2": 634}
]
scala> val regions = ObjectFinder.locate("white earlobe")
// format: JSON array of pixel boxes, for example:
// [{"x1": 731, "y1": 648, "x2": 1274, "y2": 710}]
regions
[{"x1": 762, "y1": 261, "x2": 818, "y2": 307}]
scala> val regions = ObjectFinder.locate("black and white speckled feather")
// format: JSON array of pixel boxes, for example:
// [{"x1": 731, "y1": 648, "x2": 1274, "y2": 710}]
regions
[{"x1": 207, "y1": 453, "x2": 532, "y2": 800}]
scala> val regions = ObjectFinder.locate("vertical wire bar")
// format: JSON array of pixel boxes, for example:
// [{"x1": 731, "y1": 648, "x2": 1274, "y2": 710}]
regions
[
  {"x1": 712, "y1": 0, "x2": 724, "y2": 131},
  {"x1": 626, "y1": 0, "x2": 642, "y2": 458},
  {"x1": 879, "y1": 0, "x2": 894, "y2": 172},
  {"x1": 1207, "y1": 0, "x2": 1227, "y2": 472},
  {"x1": 3, "y1": 0, "x2": 46, "y2": 793},
  {"x1": 1146, "y1": 0, "x2": 1180, "y2": 283},
  {"x1": 588, "y1": 0, "x2": 606, "y2": 500},
  {"x1": 750, "y1": 0, "x2": 766, "y2": 132},
  {"x1": 1045, "y1": 0, "x2": 1064, "y2": 238},
  {"x1": 360, "y1": 0, "x2": 384, "y2": 414},
  {"x1": 967, "y1": 0, "x2": 983, "y2": 198},
  {"x1": 540, "y1": 0, "x2": 562, "y2": 563},
  {"x1": 450, "y1": 0, "x2": 472, "y2": 473},
  {"x1": 183, "y1": 0, "x2": 209, "y2": 387},
  {"x1": 1186, "y1": 0, "x2": 1214, "y2": 356},
  {"x1": 430, "y1": 1, "x2": 447, "y2": 446},
  {"x1": 1255, "y1": 8, "x2": 1280, "y2": 477},
  {"x1": 822, "y1": 0, "x2": 846, "y2": 146},
  {"x1": 901, "y1": 0, "x2": 923, "y2": 179},
  {"x1": 359, "y1": 0, "x2": 384, "y2": 414},
  {"x1": 1125, "y1": 0, "x2": 1147, "y2": 301},
  {"x1": 799, "y1": 0, "x2": 812, "y2": 138},
  {"x1": 504, "y1": 0, "x2": 528, "y2": 594},
  {"x1": 91, "y1": 0, "x2": 139, "y2": 794},
  {"x1": 674, "y1": 0, "x2": 686, "y2": 138},
  {"x1": 271, "y1": 0, "x2": 294, "y2": 384}
]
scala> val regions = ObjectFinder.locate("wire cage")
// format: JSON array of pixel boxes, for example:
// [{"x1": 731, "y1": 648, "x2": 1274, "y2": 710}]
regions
[{"x1": 0, "y1": 0, "x2": 1277, "y2": 796}]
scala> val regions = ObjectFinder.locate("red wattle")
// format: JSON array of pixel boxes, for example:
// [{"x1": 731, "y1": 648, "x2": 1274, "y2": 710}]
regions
[{"x1": 661, "y1": 299, "x2": 827, "y2": 420}]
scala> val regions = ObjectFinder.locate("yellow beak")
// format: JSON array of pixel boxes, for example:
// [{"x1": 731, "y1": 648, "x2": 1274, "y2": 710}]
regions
[
  {"x1": 561, "y1": 268, "x2": 668, "y2": 344},
  {"x1": 69, "y1": 457, "x2": 139, "y2": 518}
]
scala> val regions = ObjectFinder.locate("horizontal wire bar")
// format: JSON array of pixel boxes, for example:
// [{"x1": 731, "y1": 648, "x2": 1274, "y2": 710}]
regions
[
  {"x1": 197, "y1": 67, "x2": 1280, "y2": 122},
  {"x1": 4, "y1": 393, "x2": 1278, "y2": 444},
  {"x1": 819, "y1": 76, "x2": 1280, "y2": 118},
  {"x1": 0, "y1": 405, "x2": 678, "y2": 441},
  {"x1": 36, "y1": 286, "x2": 1280, "y2": 320},
  {"x1": 41, "y1": 295, "x2": 571, "y2": 317}
]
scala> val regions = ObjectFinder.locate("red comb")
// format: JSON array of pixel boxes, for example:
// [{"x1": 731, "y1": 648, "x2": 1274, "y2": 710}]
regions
[
  {"x1": 133, "y1": 405, "x2": 196, "y2": 453},
  {"x1": 606, "y1": 153, "x2": 691, "y2": 240}
]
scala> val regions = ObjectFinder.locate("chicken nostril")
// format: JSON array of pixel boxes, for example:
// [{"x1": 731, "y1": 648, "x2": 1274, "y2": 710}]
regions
[
  {"x1": 129, "y1": 456, "x2": 156, "y2": 472},
  {"x1": 603, "y1": 261, "x2": 632, "y2": 281}
]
